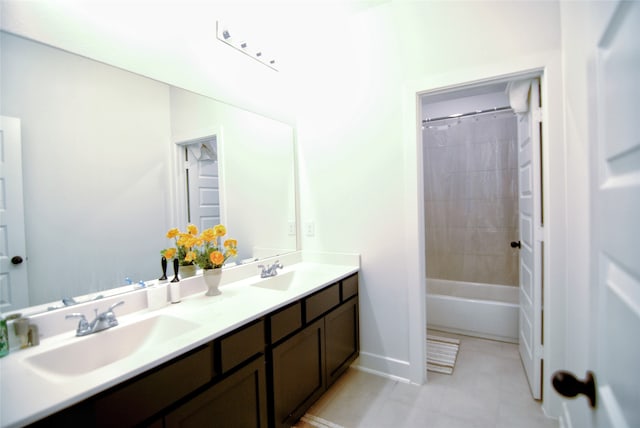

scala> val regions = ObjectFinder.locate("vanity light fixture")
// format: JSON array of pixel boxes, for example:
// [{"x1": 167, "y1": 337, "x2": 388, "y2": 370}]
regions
[{"x1": 216, "y1": 21, "x2": 278, "y2": 71}]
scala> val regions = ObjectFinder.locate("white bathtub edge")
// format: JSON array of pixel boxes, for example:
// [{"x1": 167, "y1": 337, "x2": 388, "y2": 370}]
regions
[
  {"x1": 427, "y1": 278, "x2": 519, "y2": 343},
  {"x1": 428, "y1": 324, "x2": 518, "y2": 344}
]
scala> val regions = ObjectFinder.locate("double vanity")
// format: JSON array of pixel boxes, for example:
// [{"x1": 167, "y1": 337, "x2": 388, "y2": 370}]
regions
[{"x1": 0, "y1": 251, "x2": 360, "y2": 428}]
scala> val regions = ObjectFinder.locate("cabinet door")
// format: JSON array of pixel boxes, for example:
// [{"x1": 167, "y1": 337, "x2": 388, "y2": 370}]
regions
[
  {"x1": 325, "y1": 297, "x2": 359, "y2": 387},
  {"x1": 165, "y1": 357, "x2": 268, "y2": 428},
  {"x1": 272, "y1": 319, "x2": 325, "y2": 428}
]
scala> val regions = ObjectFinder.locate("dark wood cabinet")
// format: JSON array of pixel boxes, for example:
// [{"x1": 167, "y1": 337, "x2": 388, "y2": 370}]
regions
[
  {"x1": 94, "y1": 343, "x2": 214, "y2": 428},
  {"x1": 219, "y1": 319, "x2": 265, "y2": 373},
  {"x1": 269, "y1": 301, "x2": 302, "y2": 344},
  {"x1": 28, "y1": 343, "x2": 215, "y2": 428},
  {"x1": 325, "y1": 296, "x2": 359, "y2": 387},
  {"x1": 272, "y1": 319, "x2": 326, "y2": 428},
  {"x1": 28, "y1": 273, "x2": 358, "y2": 428},
  {"x1": 304, "y1": 282, "x2": 340, "y2": 322},
  {"x1": 166, "y1": 356, "x2": 268, "y2": 428},
  {"x1": 271, "y1": 273, "x2": 359, "y2": 428}
]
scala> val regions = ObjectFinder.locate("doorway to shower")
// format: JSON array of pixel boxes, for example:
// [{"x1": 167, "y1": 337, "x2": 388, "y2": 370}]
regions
[{"x1": 420, "y1": 72, "x2": 544, "y2": 399}]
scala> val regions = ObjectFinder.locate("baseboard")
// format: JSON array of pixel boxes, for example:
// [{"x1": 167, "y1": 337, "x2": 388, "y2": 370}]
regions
[
  {"x1": 350, "y1": 352, "x2": 412, "y2": 383},
  {"x1": 560, "y1": 401, "x2": 572, "y2": 428}
]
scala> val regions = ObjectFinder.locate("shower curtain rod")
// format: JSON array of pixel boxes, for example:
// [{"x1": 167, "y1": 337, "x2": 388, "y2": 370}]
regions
[{"x1": 422, "y1": 106, "x2": 512, "y2": 124}]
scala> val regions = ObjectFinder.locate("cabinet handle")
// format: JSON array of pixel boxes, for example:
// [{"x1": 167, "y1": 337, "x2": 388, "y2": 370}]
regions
[{"x1": 510, "y1": 241, "x2": 521, "y2": 248}]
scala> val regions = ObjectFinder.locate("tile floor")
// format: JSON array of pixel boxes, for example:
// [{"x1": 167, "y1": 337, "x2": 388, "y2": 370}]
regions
[{"x1": 297, "y1": 331, "x2": 558, "y2": 428}]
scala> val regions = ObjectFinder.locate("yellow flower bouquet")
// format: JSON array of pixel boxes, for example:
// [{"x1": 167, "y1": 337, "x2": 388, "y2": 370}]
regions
[
  {"x1": 162, "y1": 224, "x2": 237, "y2": 270},
  {"x1": 161, "y1": 224, "x2": 198, "y2": 266}
]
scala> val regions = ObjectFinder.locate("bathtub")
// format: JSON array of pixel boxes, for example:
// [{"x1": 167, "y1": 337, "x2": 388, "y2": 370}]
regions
[{"x1": 427, "y1": 278, "x2": 519, "y2": 343}]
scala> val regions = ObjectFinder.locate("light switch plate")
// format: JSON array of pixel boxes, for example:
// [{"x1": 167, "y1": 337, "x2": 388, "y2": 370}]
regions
[{"x1": 304, "y1": 222, "x2": 315, "y2": 237}]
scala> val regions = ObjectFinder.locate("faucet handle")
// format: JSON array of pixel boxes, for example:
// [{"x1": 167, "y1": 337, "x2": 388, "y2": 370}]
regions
[
  {"x1": 103, "y1": 301, "x2": 125, "y2": 327},
  {"x1": 66, "y1": 313, "x2": 87, "y2": 322},
  {"x1": 108, "y1": 300, "x2": 125, "y2": 312},
  {"x1": 66, "y1": 313, "x2": 89, "y2": 334}
]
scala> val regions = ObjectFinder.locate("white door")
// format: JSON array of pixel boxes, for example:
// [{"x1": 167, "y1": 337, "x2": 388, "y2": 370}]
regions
[
  {"x1": 591, "y1": 2, "x2": 639, "y2": 426},
  {"x1": 0, "y1": 116, "x2": 29, "y2": 312},
  {"x1": 185, "y1": 139, "x2": 221, "y2": 231},
  {"x1": 516, "y1": 79, "x2": 543, "y2": 399}
]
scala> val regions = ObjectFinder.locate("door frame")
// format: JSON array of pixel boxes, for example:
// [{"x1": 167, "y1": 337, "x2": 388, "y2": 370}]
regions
[
  {"x1": 420, "y1": 73, "x2": 543, "y2": 398},
  {"x1": 402, "y1": 52, "x2": 566, "y2": 417}
]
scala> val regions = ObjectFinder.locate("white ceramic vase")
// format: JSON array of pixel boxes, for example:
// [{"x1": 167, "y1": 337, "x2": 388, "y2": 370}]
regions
[{"x1": 203, "y1": 268, "x2": 222, "y2": 296}]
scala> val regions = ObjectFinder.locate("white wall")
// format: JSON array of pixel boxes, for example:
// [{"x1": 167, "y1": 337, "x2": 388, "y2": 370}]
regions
[{"x1": 294, "y1": 1, "x2": 564, "y2": 408}]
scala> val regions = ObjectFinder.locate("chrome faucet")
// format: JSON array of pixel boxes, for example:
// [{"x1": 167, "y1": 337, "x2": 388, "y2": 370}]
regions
[
  {"x1": 258, "y1": 261, "x2": 283, "y2": 278},
  {"x1": 66, "y1": 301, "x2": 125, "y2": 337}
]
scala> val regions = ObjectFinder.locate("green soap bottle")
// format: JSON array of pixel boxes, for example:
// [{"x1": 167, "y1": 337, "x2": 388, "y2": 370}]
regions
[{"x1": 0, "y1": 316, "x2": 9, "y2": 357}]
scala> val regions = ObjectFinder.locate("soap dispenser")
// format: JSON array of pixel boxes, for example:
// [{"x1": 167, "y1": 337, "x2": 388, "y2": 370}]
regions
[{"x1": 0, "y1": 315, "x2": 9, "y2": 357}]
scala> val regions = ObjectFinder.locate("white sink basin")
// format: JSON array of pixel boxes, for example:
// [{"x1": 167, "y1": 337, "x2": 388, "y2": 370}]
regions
[{"x1": 23, "y1": 315, "x2": 200, "y2": 377}]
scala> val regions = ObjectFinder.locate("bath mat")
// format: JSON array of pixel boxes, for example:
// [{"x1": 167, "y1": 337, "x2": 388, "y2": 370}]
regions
[
  {"x1": 295, "y1": 414, "x2": 345, "y2": 428},
  {"x1": 427, "y1": 334, "x2": 460, "y2": 375}
]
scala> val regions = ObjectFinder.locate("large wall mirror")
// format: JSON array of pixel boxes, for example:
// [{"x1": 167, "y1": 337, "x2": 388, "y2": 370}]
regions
[{"x1": 0, "y1": 31, "x2": 297, "y2": 313}]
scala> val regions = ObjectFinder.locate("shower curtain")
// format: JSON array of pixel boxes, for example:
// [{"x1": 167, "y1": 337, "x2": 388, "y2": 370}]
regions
[{"x1": 423, "y1": 111, "x2": 519, "y2": 286}]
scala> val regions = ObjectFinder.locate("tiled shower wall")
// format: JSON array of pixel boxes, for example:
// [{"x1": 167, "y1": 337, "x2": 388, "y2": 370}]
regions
[{"x1": 423, "y1": 113, "x2": 519, "y2": 286}]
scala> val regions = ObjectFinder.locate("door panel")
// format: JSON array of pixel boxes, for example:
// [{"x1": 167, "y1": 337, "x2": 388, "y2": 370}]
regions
[
  {"x1": 593, "y1": 2, "x2": 640, "y2": 426},
  {"x1": 517, "y1": 79, "x2": 543, "y2": 399},
  {"x1": 185, "y1": 140, "x2": 221, "y2": 230},
  {"x1": 191, "y1": 158, "x2": 220, "y2": 230},
  {"x1": 0, "y1": 116, "x2": 29, "y2": 311}
]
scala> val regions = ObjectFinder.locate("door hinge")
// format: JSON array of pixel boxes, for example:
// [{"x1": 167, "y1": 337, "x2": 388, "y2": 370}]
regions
[
  {"x1": 535, "y1": 343, "x2": 544, "y2": 358},
  {"x1": 535, "y1": 225, "x2": 544, "y2": 242},
  {"x1": 533, "y1": 107, "x2": 542, "y2": 123}
]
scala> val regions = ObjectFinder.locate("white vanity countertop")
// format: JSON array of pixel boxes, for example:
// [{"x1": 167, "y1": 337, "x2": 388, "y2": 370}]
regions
[{"x1": 0, "y1": 251, "x2": 359, "y2": 428}]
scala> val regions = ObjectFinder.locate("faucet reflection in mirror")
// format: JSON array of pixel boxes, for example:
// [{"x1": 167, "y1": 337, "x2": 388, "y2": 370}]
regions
[{"x1": 162, "y1": 224, "x2": 238, "y2": 296}]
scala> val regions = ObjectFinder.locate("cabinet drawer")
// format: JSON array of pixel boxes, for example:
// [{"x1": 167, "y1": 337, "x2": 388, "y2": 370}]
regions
[
  {"x1": 305, "y1": 283, "x2": 340, "y2": 323},
  {"x1": 270, "y1": 302, "x2": 302, "y2": 344},
  {"x1": 220, "y1": 319, "x2": 264, "y2": 373},
  {"x1": 341, "y1": 274, "x2": 358, "y2": 301},
  {"x1": 94, "y1": 343, "x2": 213, "y2": 428}
]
